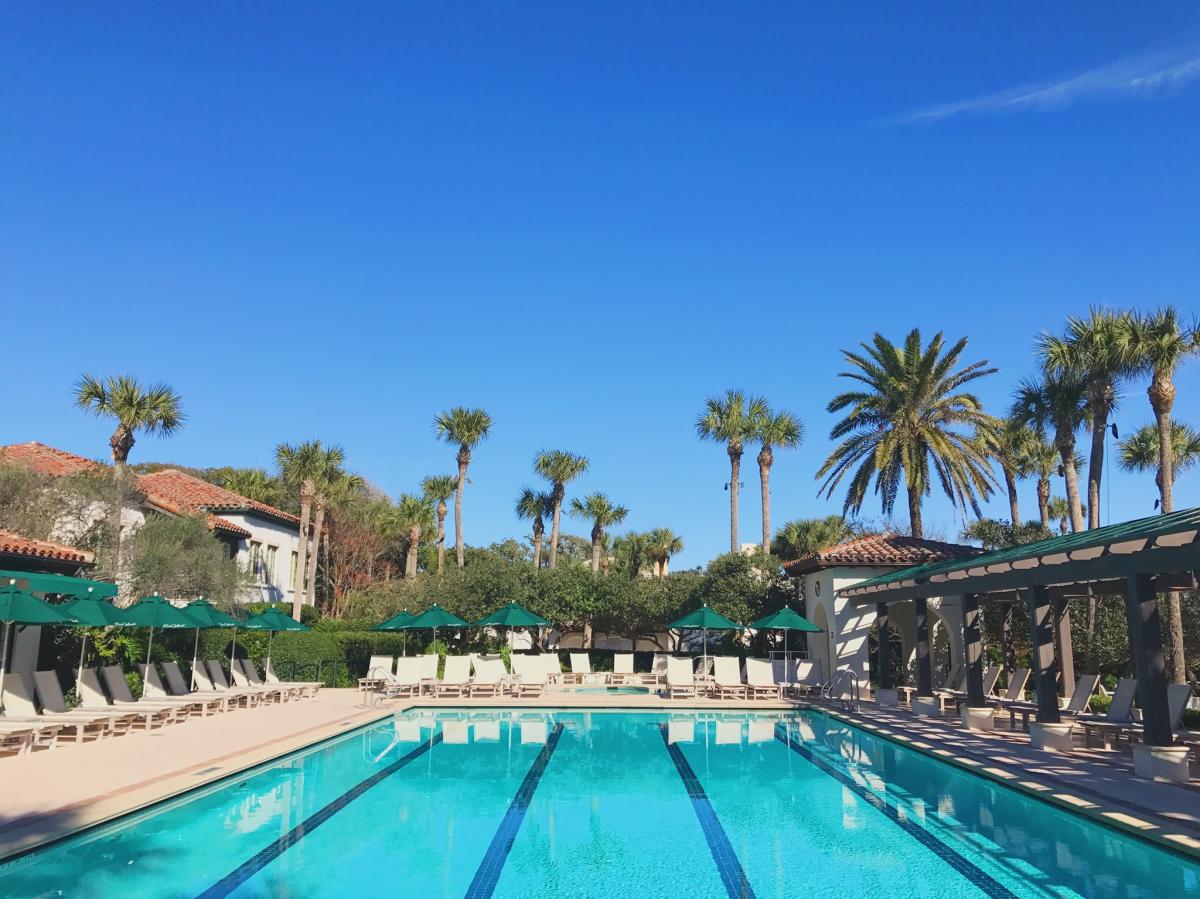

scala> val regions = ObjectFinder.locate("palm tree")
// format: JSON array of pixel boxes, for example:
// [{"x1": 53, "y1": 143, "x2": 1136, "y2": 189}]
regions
[
  {"x1": 1046, "y1": 497, "x2": 1074, "y2": 536},
  {"x1": 74, "y1": 374, "x2": 184, "y2": 465},
  {"x1": 534, "y1": 450, "x2": 589, "y2": 569},
  {"x1": 645, "y1": 527, "x2": 684, "y2": 577},
  {"x1": 1020, "y1": 434, "x2": 1060, "y2": 531},
  {"x1": 275, "y1": 440, "x2": 326, "y2": 619},
  {"x1": 772, "y1": 516, "x2": 855, "y2": 562},
  {"x1": 420, "y1": 475, "x2": 457, "y2": 574},
  {"x1": 1011, "y1": 374, "x2": 1088, "y2": 534},
  {"x1": 569, "y1": 492, "x2": 628, "y2": 573},
  {"x1": 817, "y1": 330, "x2": 998, "y2": 538},
  {"x1": 515, "y1": 487, "x2": 554, "y2": 570},
  {"x1": 395, "y1": 493, "x2": 433, "y2": 577},
  {"x1": 1039, "y1": 308, "x2": 1137, "y2": 528},
  {"x1": 697, "y1": 390, "x2": 766, "y2": 552},
  {"x1": 1119, "y1": 422, "x2": 1200, "y2": 490},
  {"x1": 613, "y1": 531, "x2": 651, "y2": 578},
  {"x1": 216, "y1": 467, "x2": 282, "y2": 506},
  {"x1": 1120, "y1": 420, "x2": 1200, "y2": 684},
  {"x1": 993, "y1": 419, "x2": 1037, "y2": 527},
  {"x1": 1124, "y1": 308, "x2": 1200, "y2": 515},
  {"x1": 302, "y1": 446, "x2": 354, "y2": 609},
  {"x1": 433, "y1": 407, "x2": 493, "y2": 569},
  {"x1": 751, "y1": 405, "x2": 804, "y2": 555}
]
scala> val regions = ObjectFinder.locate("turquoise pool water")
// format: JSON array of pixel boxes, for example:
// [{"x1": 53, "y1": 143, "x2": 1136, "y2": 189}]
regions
[{"x1": 1, "y1": 709, "x2": 1196, "y2": 897}]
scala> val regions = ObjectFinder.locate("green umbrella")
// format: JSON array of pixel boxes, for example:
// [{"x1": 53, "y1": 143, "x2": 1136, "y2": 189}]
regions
[
  {"x1": 61, "y1": 593, "x2": 132, "y2": 690},
  {"x1": 373, "y1": 609, "x2": 415, "y2": 657},
  {"x1": 184, "y1": 598, "x2": 240, "y2": 690},
  {"x1": 0, "y1": 570, "x2": 117, "y2": 599},
  {"x1": 408, "y1": 604, "x2": 469, "y2": 654},
  {"x1": 751, "y1": 605, "x2": 822, "y2": 681},
  {"x1": 668, "y1": 605, "x2": 743, "y2": 676},
  {"x1": 114, "y1": 595, "x2": 201, "y2": 697},
  {"x1": 0, "y1": 586, "x2": 76, "y2": 712},
  {"x1": 241, "y1": 607, "x2": 311, "y2": 668},
  {"x1": 474, "y1": 601, "x2": 549, "y2": 652}
]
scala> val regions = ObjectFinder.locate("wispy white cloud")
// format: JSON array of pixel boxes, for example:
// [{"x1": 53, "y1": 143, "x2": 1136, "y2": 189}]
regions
[{"x1": 889, "y1": 46, "x2": 1200, "y2": 125}]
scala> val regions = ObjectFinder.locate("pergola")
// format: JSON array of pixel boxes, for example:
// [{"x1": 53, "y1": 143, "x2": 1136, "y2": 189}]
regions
[{"x1": 838, "y1": 508, "x2": 1200, "y2": 778}]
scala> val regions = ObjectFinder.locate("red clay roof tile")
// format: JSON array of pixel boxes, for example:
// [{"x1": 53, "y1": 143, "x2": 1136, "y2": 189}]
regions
[
  {"x1": 0, "y1": 529, "x2": 94, "y2": 565},
  {"x1": 783, "y1": 533, "x2": 979, "y2": 575}
]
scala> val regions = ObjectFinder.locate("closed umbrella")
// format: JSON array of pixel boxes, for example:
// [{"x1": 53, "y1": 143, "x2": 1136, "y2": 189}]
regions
[
  {"x1": 668, "y1": 605, "x2": 743, "y2": 679},
  {"x1": 0, "y1": 586, "x2": 76, "y2": 712},
  {"x1": 474, "y1": 601, "x2": 549, "y2": 652},
  {"x1": 407, "y1": 604, "x2": 469, "y2": 656},
  {"x1": 111, "y1": 595, "x2": 200, "y2": 696},
  {"x1": 183, "y1": 598, "x2": 240, "y2": 690},
  {"x1": 373, "y1": 609, "x2": 415, "y2": 656},
  {"x1": 241, "y1": 607, "x2": 311, "y2": 669},
  {"x1": 751, "y1": 605, "x2": 822, "y2": 684}
]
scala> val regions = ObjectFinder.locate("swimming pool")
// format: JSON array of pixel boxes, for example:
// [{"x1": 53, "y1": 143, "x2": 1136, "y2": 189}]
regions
[{"x1": 2, "y1": 709, "x2": 1196, "y2": 897}]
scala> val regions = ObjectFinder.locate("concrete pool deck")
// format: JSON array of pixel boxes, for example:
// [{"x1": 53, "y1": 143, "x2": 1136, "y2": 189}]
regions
[{"x1": 2, "y1": 688, "x2": 1199, "y2": 863}]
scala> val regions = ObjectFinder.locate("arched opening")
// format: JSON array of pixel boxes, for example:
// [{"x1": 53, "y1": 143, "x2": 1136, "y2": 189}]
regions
[
  {"x1": 930, "y1": 613, "x2": 954, "y2": 685},
  {"x1": 807, "y1": 603, "x2": 832, "y2": 682}
]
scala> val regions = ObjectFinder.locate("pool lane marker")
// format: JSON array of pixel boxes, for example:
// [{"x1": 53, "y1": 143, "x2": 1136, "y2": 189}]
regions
[
  {"x1": 773, "y1": 725, "x2": 1018, "y2": 899},
  {"x1": 464, "y1": 723, "x2": 565, "y2": 899},
  {"x1": 198, "y1": 732, "x2": 444, "y2": 899},
  {"x1": 658, "y1": 725, "x2": 757, "y2": 899}
]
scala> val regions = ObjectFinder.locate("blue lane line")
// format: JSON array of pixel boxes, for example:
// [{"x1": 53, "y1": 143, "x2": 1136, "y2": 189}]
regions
[
  {"x1": 658, "y1": 725, "x2": 757, "y2": 899},
  {"x1": 773, "y1": 724, "x2": 1018, "y2": 899},
  {"x1": 198, "y1": 732, "x2": 444, "y2": 899},
  {"x1": 464, "y1": 723, "x2": 565, "y2": 899}
]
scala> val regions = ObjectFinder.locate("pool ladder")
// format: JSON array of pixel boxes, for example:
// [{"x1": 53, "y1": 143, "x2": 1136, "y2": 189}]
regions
[{"x1": 822, "y1": 669, "x2": 860, "y2": 712}]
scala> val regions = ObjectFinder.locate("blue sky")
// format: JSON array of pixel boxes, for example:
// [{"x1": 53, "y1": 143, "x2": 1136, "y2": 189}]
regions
[{"x1": 3, "y1": 4, "x2": 1199, "y2": 568}]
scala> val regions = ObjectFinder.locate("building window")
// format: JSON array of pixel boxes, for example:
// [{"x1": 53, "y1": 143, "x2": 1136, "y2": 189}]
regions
[
  {"x1": 265, "y1": 545, "x2": 278, "y2": 585},
  {"x1": 248, "y1": 541, "x2": 264, "y2": 583},
  {"x1": 290, "y1": 551, "x2": 299, "y2": 591}
]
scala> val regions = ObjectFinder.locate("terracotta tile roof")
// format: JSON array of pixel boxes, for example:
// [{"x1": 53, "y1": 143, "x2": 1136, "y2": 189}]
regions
[
  {"x1": 138, "y1": 469, "x2": 299, "y2": 526},
  {"x1": 0, "y1": 529, "x2": 94, "y2": 565},
  {"x1": 0, "y1": 441, "x2": 105, "y2": 477},
  {"x1": 783, "y1": 533, "x2": 980, "y2": 575},
  {"x1": 206, "y1": 514, "x2": 253, "y2": 538}
]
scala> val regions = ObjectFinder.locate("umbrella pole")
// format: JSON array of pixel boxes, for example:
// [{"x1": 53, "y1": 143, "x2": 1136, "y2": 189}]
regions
[
  {"x1": 77, "y1": 630, "x2": 90, "y2": 693},
  {"x1": 0, "y1": 621, "x2": 11, "y2": 713},
  {"x1": 191, "y1": 628, "x2": 201, "y2": 691},
  {"x1": 230, "y1": 629, "x2": 238, "y2": 669},
  {"x1": 142, "y1": 627, "x2": 155, "y2": 698},
  {"x1": 266, "y1": 630, "x2": 275, "y2": 668}
]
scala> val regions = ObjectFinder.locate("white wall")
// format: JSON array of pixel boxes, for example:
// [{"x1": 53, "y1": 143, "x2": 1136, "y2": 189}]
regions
[{"x1": 222, "y1": 513, "x2": 302, "y2": 607}]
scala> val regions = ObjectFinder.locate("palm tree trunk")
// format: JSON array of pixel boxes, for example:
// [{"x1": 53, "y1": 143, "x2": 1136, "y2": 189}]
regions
[
  {"x1": 758, "y1": 446, "x2": 772, "y2": 554},
  {"x1": 435, "y1": 503, "x2": 447, "y2": 575},
  {"x1": 728, "y1": 446, "x2": 741, "y2": 553},
  {"x1": 406, "y1": 527, "x2": 420, "y2": 577},
  {"x1": 1037, "y1": 478, "x2": 1051, "y2": 530},
  {"x1": 590, "y1": 524, "x2": 602, "y2": 573},
  {"x1": 1149, "y1": 376, "x2": 1186, "y2": 681},
  {"x1": 1057, "y1": 435, "x2": 1085, "y2": 533},
  {"x1": 1003, "y1": 466, "x2": 1020, "y2": 527},
  {"x1": 454, "y1": 449, "x2": 469, "y2": 569},
  {"x1": 293, "y1": 497, "x2": 312, "y2": 621},
  {"x1": 1086, "y1": 404, "x2": 1106, "y2": 529},
  {"x1": 532, "y1": 522, "x2": 543, "y2": 571},
  {"x1": 109, "y1": 425, "x2": 134, "y2": 465},
  {"x1": 304, "y1": 498, "x2": 326, "y2": 608},
  {"x1": 548, "y1": 487, "x2": 563, "y2": 569},
  {"x1": 906, "y1": 484, "x2": 924, "y2": 539}
]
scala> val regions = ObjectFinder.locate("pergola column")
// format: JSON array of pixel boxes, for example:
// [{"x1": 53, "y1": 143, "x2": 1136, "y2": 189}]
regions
[
  {"x1": 1052, "y1": 595, "x2": 1075, "y2": 698},
  {"x1": 875, "y1": 603, "x2": 893, "y2": 690},
  {"x1": 961, "y1": 593, "x2": 985, "y2": 707},
  {"x1": 913, "y1": 597, "x2": 933, "y2": 696},
  {"x1": 1028, "y1": 585, "x2": 1061, "y2": 725},
  {"x1": 1123, "y1": 573, "x2": 1173, "y2": 746}
]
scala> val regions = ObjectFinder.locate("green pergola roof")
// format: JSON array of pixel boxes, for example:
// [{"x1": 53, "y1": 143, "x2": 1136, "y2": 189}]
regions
[{"x1": 841, "y1": 507, "x2": 1200, "y2": 604}]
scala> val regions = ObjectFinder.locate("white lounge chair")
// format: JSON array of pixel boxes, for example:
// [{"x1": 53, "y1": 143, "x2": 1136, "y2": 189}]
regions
[
  {"x1": 230, "y1": 660, "x2": 293, "y2": 702},
  {"x1": 567, "y1": 653, "x2": 596, "y2": 685},
  {"x1": 713, "y1": 657, "x2": 747, "y2": 700},
  {"x1": 380, "y1": 658, "x2": 423, "y2": 699},
  {"x1": 648, "y1": 653, "x2": 669, "y2": 686},
  {"x1": 1083, "y1": 680, "x2": 1191, "y2": 747},
  {"x1": 3, "y1": 672, "x2": 116, "y2": 742},
  {"x1": 436, "y1": 656, "x2": 473, "y2": 697},
  {"x1": 358, "y1": 655, "x2": 395, "y2": 693},
  {"x1": 789, "y1": 660, "x2": 824, "y2": 698},
  {"x1": 898, "y1": 663, "x2": 962, "y2": 705},
  {"x1": 0, "y1": 719, "x2": 59, "y2": 755},
  {"x1": 469, "y1": 657, "x2": 507, "y2": 697},
  {"x1": 1005, "y1": 673, "x2": 1100, "y2": 730},
  {"x1": 142, "y1": 664, "x2": 227, "y2": 716},
  {"x1": 261, "y1": 659, "x2": 323, "y2": 697},
  {"x1": 160, "y1": 661, "x2": 236, "y2": 712},
  {"x1": 200, "y1": 661, "x2": 269, "y2": 707},
  {"x1": 105, "y1": 665, "x2": 208, "y2": 717},
  {"x1": 612, "y1": 653, "x2": 636, "y2": 685},
  {"x1": 190, "y1": 663, "x2": 255, "y2": 709},
  {"x1": 417, "y1": 654, "x2": 439, "y2": 693},
  {"x1": 36, "y1": 670, "x2": 143, "y2": 736},
  {"x1": 986, "y1": 668, "x2": 1031, "y2": 721},
  {"x1": 745, "y1": 658, "x2": 781, "y2": 700},
  {"x1": 667, "y1": 656, "x2": 696, "y2": 699},
  {"x1": 510, "y1": 654, "x2": 547, "y2": 697}
]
